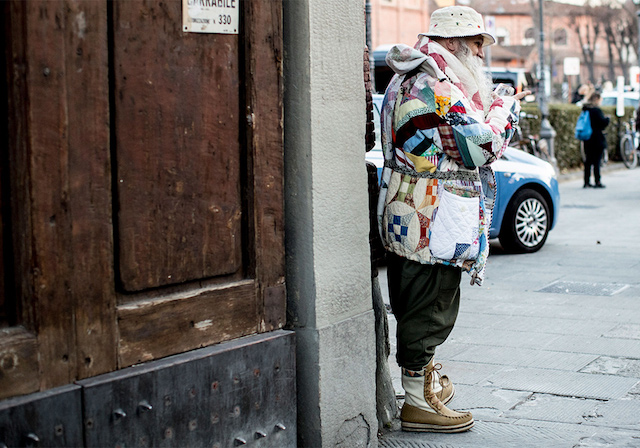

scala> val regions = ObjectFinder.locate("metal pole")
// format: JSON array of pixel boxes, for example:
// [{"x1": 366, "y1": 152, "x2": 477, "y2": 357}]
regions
[
  {"x1": 537, "y1": 0, "x2": 557, "y2": 170},
  {"x1": 538, "y1": 0, "x2": 548, "y2": 117},
  {"x1": 637, "y1": 10, "x2": 640, "y2": 71}
]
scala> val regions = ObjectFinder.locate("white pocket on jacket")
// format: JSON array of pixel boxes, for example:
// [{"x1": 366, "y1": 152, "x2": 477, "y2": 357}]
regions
[{"x1": 429, "y1": 190, "x2": 480, "y2": 260}]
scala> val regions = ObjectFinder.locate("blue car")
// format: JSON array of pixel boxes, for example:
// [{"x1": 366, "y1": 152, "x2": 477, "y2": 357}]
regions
[{"x1": 367, "y1": 94, "x2": 560, "y2": 253}]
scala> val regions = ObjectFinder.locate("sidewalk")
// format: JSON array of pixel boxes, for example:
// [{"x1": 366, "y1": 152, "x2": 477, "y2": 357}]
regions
[{"x1": 378, "y1": 164, "x2": 640, "y2": 447}]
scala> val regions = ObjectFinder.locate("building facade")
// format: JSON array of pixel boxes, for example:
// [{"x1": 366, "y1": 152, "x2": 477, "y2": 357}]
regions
[{"x1": 370, "y1": 0, "x2": 634, "y2": 98}]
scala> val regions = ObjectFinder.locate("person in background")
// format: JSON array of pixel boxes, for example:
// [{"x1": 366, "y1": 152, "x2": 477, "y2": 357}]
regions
[
  {"x1": 377, "y1": 5, "x2": 528, "y2": 433},
  {"x1": 582, "y1": 92, "x2": 610, "y2": 188},
  {"x1": 573, "y1": 83, "x2": 594, "y2": 107}
]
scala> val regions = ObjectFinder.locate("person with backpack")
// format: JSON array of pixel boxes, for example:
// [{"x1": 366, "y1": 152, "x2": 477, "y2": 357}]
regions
[{"x1": 580, "y1": 92, "x2": 609, "y2": 188}]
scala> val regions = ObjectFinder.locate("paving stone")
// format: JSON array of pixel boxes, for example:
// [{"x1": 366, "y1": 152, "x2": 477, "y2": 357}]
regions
[
  {"x1": 496, "y1": 315, "x2": 617, "y2": 337},
  {"x1": 484, "y1": 367, "x2": 638, "y2": 400},
  {"x1": 581, "y1": 356, "x2": 640, "y2": 377},
  {"x1": 501, "y1": 392, "x2": 600, "y2": 424},
  {"x1": 524, "y1": 303, "x2": 640, "y2": 324},
  {"x1": 537, "y1": 280, "x2": 630, "y2": 296},
  {"x1": 435, "y1": 360, "x2": 505, "y2": 386},
  {"x1": 514, "y1": 419, "x2": 640, "y2": 447},
  {"x1": 547, "y1": 335, "x2": 640, "y2": 358},
  {"x1": 582, "y1": 399, "x2": 640, "y2": 430},
  {"x1": 435, "y1": 342, "x2": 471, "y2": 361},
  {"x1": 604, "y1": 323, "x2": 640, "y2": 340},
  {"x1": 460, "y1": 299, "x2": 640, "y2": 324},
  {"x1": 573, "y1": 433, "x2": 640, "y2": 448},
  {"x1": 452, "y1": 345, "x2": 597, "y2": 372},
  {"x1": 459, "y1": 301, "x2": 529, "y2": 316},
  {"x1": 625, "y1": 381, "x2": 640, "y2": 397},
  {"x1": 446, "y1": 327, "x2": 559, "y2": 350},
  {"x1": 512, "y1": 417, "x2": 597, "y2": 432},
  {"x1": 446, "y1": 383, "x2": 531, "y2": 413},
  {"x1": 453, "y1": 312, "x2": 506, "y2": 329},
  {"x1": 579, "y1": 307, "x2": 640, "y2": 325},
  {"x1": 526, "y1": 349, "x2": 598, "y2": 372},
  {"x1": 379, "y1": 420, "x2": 584, "y2": 448}
]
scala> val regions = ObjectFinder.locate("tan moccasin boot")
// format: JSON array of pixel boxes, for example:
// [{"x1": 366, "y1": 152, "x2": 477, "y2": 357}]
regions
[
  {"x1": 433, "y1": 363, "x2": 455, "y2": 405},
  {"x1": 400, "y1": 361, "x2": 473, "y2": 433}
]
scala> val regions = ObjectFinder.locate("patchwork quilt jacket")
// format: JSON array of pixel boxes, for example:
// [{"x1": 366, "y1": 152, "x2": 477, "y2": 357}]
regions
[{"x1": 376, "y1": 36, "x2": 521, "y2": 285}]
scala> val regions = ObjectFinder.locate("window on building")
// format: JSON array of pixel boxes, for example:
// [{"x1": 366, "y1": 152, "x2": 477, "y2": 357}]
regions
[
  {"x1": 553, "y1": 28, "x2": 567, "y2": 46},
  {"x1": 523, "y1": 27, "x2": 536, "y2": 46},
  {"x1": 496, "y1": 27, "x2": 509, "y2": 46}
]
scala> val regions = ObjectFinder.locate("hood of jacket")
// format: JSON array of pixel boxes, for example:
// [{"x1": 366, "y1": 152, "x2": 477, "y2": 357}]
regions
[{"x1": 384, "y1": 35, "x2": 486, "y2": 113}]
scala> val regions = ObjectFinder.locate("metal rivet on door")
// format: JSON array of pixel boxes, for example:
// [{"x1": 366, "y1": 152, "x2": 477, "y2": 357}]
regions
[
  {"x1": 137, "y1": 400, "x2": 153, "y2": 413},
  {"x1": 255, "y1": 431, "x2": 267, "y2": 439}
]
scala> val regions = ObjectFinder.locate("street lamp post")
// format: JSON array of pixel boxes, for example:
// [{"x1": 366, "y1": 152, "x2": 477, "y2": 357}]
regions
[
  {"x1": 537, "y1": 0, "x2": 557, "y2": 170},
  {"x1": 637, "y1": 10, "x2": 640, "y2": 71}
]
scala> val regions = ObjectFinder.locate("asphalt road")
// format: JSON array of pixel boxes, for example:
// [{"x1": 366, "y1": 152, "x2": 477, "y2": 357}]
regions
[{"x1": 379, "y1": 165, "x2": 640, "y2": 448}]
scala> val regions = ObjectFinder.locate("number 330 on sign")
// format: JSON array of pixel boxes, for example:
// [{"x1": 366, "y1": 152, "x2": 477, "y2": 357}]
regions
[{"x1": 182, "y1": 0, "x2": 239, "y2": 35}]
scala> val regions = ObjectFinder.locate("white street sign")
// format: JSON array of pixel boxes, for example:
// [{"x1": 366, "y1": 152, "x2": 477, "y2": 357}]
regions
[{"x1": 183, "y1": 0, "x2": 239, "y2": 34}]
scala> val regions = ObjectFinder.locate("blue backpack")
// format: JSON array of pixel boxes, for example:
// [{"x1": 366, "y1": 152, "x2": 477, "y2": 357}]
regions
[{"x1": 575, "y1": 110, "x2": 592, "y2": 141}]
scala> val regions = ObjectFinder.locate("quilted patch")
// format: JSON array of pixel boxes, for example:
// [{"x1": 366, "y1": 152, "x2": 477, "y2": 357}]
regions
[
  {"x1": 395, "y1": 113, "x2": 441, "y2": 148},
  {"x1": 388, "y1": 214, "x2": 410, "y2": 243},
  {"x1": 429, "y1": 189, "x2": 479, "y2": 260},
  {"x1": 453, "y1": 243, "x2": 471, "y2": 258},
  {"x1": 415, "y1": 179, "x2": 439, "y2": 209},
  {"x1": 437, "y1": 123, "x2": 462, "y2": 164},
  {"x1": 393, "y1": 174, "x2": 416, "y2": 206},
  {"x1": 405, "y1": 152, "x2": 436, "y2": 173},
  {"x1": 403, "y1": 130, "x2": 434, "y2": 155},
  {"x1": 415, "y1": 211, "x2": 431, "y2": 251}
]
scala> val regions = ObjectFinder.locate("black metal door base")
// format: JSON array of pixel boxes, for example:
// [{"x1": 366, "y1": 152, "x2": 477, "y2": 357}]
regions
[
  {"x1": 0, "y1": 384, "x2": 83, "y2": 447},
  {"x1": 0, "y1": 330, "x2": 296, "y2": 448}
]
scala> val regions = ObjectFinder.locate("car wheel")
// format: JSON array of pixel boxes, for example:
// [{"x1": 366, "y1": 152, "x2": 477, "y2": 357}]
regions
[{"x1": 499, "y1": 189, "x2": 549, "y2": 253}]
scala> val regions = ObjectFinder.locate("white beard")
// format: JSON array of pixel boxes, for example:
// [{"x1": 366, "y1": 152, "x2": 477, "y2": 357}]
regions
[{"x1": 455, "y1": 44, "x2": 494, "y2": 114}]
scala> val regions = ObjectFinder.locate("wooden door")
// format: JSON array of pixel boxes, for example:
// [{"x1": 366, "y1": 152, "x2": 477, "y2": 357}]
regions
[{"x1": 0, "y1": 0, "x2": 284, "y2": 400}]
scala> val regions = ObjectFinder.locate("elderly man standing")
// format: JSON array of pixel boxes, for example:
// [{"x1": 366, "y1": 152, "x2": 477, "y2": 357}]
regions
[{"x1": 377, "y1": 6, "x2": 529, "y2": 433}]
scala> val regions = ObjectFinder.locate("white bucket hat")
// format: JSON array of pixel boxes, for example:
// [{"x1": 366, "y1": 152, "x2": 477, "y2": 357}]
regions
[{"x1": 420, "y1": 6, "x2": 495, "y2": 47}]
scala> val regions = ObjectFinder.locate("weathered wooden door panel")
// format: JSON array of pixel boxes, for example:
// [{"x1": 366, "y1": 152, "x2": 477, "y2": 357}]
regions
[
  {"x1": 0, "y1": 328, "x2": 39, "y2": 399},
  {"x1": 2, "y1": 0, "x2": 116, "y2": 397},
  {"x1": 112, "y1": 0, "x2": 243, "y2": 292},
  {"x1": 116, "y1": 279, "x2": 258, "y2": 367},
  {"x1": 242, "y1": 1, "x2": 285, "y2": 333},
  {"x1": 0, "y1": 0, "x2": 284, "y2": 403}
]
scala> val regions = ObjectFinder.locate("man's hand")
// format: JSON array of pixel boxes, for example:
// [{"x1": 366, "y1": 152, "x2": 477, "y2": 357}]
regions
[{"x1": 514, "y1": 90, "x2": 532, "y2": 101}]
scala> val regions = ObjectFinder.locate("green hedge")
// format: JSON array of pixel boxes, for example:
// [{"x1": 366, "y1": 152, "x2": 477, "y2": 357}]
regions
[{"x1": 518, "y1": 103, "x2": 635, "y2": 172}]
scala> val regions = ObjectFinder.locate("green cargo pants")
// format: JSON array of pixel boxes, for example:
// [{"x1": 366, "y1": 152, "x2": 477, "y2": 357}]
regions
[{"x1": 387, "y1": 253, "x2": 462, "y2": 371}]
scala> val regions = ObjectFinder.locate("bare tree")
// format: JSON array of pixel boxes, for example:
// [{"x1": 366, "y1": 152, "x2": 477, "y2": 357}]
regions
[
  {"x1": 599, "y1": 1, "x2": 635, "y2": 84},
  {"x1": 568, "y1": 4, "x2": 600, "y2": 84}
]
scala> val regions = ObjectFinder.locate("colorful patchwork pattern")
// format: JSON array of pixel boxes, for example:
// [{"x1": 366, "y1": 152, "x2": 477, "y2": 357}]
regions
[
  {"x1": 392, "y1": 174, "x2": 416, "y2": 206},
  {"x1": 388, "y1": 213, "x2": 412, "y2": 243},
  {"x1": 453, "y1": 243, "x2": 471, "y2": 258},
  {"x1": 437, "y1": 123, "x2": 462, "y2": 165},
  {"x1": 415, "y1": 211, "x2": 431, "y2": 251},
  {"x1": 377, "y1": 35, "x2": 521, "y2": 286}
]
